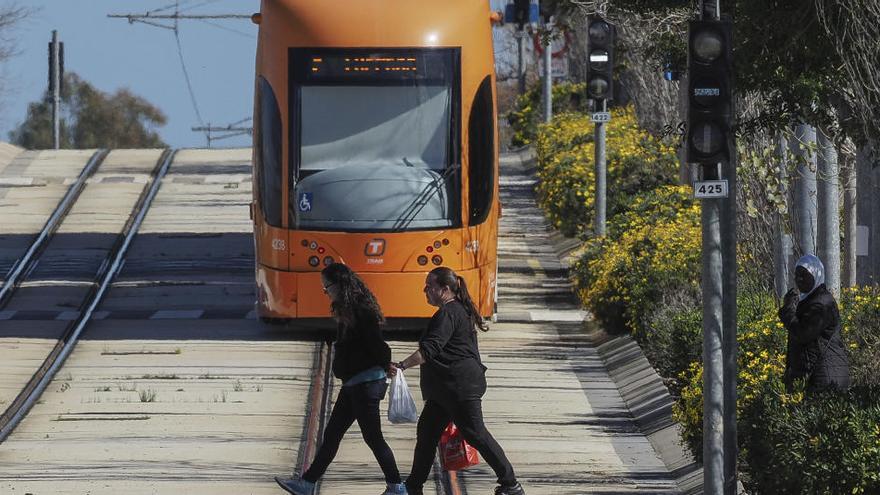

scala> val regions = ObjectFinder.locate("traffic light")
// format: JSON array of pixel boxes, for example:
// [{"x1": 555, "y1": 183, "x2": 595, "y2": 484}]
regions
[
  {"x1": 505, "y1": 0, "x2": 538, "y2": 29},
  {"x1": 585, "y1": 15, "x2": 615, "y2": 101},
  {"x1": 686, "y1": 18, "x2": 733, "y2": 164}
]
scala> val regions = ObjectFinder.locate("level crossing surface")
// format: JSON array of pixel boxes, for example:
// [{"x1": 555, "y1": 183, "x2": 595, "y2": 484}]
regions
[{"x1": 0, "y1": 147, "x2": 681, "y2": 494}]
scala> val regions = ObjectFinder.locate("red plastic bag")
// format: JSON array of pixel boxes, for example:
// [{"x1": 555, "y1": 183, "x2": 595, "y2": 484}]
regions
[{"x1": 439, "y1": 422, "x2": 480, "y2": 471}]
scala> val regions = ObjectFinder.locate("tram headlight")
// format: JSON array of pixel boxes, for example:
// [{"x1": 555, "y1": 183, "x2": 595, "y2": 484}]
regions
[
  {"x1": 323, "y1": 256, "x2": 334, "y2": 266},
  {"x1": 308, "y1": 256, "x2": 320, "y2": 267},
  {"x1": 433, "y1": 241, "x2": 442, "y2": 249},
  {"x1": 417, "y1": 255, "x2": 428, "y2": 266},
  {"x1": 431, "y1": 255, "x2": 443, "y2": 266}
]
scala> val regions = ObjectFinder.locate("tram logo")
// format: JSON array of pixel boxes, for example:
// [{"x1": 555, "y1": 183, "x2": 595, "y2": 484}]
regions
[
  {"x1": 365, "y1": 239, "x2": 386, "y2": 256},
  {"x1": 298, "y1": 192, "x2": 313, "y2": 212}
]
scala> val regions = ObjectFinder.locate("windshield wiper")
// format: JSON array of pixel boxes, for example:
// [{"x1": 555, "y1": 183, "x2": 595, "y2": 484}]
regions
[{"x1": 390, "y1": 164, "x2": 458, "y2": 232}]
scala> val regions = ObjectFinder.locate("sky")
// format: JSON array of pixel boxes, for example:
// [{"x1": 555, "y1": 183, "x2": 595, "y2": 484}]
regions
[
  {"x1": 0, "y1": 0, "x2": 520, "y2": 150},
  {"x1": 0, "y1": 0, "x2": 260, "y2": 149}
]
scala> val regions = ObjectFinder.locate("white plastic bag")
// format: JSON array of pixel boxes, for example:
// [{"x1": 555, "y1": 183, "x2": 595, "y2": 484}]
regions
[{"x1": 388, "y1": 370, "x2": 418, "y2": 424}]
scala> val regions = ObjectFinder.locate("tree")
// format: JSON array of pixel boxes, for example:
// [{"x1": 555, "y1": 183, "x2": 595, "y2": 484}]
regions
[
  {"x1": 0, "y1": 3, "x2": 33, "y2": 123},
  {"x1": 9, "y1": 72, "x2": 167, "y2": 149}
]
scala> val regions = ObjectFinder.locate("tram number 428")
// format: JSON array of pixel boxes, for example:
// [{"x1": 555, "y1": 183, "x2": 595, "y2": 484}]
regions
[{"x1": 693, "y1": 180, "x2": 729, "y2": 199}]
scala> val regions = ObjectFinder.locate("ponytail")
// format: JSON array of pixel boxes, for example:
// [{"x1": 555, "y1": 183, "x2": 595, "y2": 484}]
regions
[{"x1": 430, "y1": 267, "x2": 488, "y2": 332}]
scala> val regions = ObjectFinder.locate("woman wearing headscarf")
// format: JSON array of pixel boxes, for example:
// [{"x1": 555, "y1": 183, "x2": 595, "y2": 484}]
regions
[
  {"x1": 275, "y1": 263, "x2": 406, "y2": 495},
  {"x1": 391, "y1": 266, "x2": 525, "y2": 495},
  {"x1": 779, "y1": 254, "x2": 850, "y2": 393}
]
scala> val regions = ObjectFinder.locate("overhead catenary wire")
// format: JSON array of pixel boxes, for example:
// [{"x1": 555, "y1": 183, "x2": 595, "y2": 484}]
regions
[{"x1": 108, "y1": 0, "x2": 254, "y2": 144}]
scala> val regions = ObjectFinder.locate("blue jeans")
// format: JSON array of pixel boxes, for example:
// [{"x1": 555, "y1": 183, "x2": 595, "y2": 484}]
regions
[{"x1": 304, "y1": 379, "x2": 401, "y2": 484}]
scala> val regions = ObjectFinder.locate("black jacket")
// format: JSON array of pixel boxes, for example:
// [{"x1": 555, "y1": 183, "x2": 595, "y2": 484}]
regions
[
  {"x1": 332, "y1": 308, "x2": 391, "y2": 382},
  {"x1": 418, "y1": 300, "x2": 487, "y2": 402},
  {"x1": 779, "y1": 284, "x2": 850, "y2": 392}
]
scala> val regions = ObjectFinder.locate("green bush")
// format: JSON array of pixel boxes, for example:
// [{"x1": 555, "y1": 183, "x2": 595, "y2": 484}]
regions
[
  {"x1": 740, "y1": 383, "x2": 880, "y2": 494},
  {"x1": 840, "y1": 286, "x2": 880, "y2": 387}
]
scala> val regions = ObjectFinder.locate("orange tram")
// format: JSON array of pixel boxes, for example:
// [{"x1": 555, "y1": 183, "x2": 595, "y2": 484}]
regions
[{"x1": 251, "y1": 0, "x2": 501, "y2": 322}]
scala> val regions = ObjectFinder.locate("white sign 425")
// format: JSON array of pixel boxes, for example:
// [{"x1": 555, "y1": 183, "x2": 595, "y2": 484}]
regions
[{"x1": 693, "y1": 180, "x2": 729, "y2": 199}]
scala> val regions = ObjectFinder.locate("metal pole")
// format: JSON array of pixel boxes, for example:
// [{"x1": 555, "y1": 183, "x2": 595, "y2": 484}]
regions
[
  {"x1": 542, "y1": 22, "x2": 552, "y2": 123},
  {"x1": 51, "y1": 30, "x2": 61, "y2": 150},
  {"x1": 872, "y1": 158, "x2": 880, "y2": 284},
  {"x1": 721, "y1": 114, "x2": 738, "y2": 495},
  {"x1": 517, "y1": 31, "x2": 526, "y2": 95},
  {"x1": 594, "y1": 99, "x2": 607, "y2": 236},
  {"x1": 792, "y1": 124, "x2": 818, "y2": 256},
  {"x1": 701, "y1": 163, "x2": 725, "y2": 495},
  {"x1": 774, "y1": 132, "x2": 792, "y2": 298},
  {"x1": 817, "y1": 128, "x2": 841, "y2": 296},
  {"x1": 843, "y1": 149, "x2": 857, "y2": 288}
]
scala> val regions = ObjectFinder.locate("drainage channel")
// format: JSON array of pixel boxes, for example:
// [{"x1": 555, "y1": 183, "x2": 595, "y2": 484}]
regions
[{"x1": 0, "y1": 149, "x2": 177, "y2": 442}]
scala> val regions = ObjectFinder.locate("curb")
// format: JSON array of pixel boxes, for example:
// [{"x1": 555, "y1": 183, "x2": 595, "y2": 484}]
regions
[{"x1": 508, "y1": 150, "x2": 705, "y2": 494}]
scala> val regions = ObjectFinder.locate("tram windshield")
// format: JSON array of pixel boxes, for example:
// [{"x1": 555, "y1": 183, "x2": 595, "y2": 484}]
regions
[{"x1": 290, "y1": 48, "x2": 459, "y2": 232}]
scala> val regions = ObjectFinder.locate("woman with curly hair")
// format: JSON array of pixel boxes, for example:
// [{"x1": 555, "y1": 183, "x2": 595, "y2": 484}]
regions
[{"x1": 276, "y1": 263, "x2": 406, "y2": 495}]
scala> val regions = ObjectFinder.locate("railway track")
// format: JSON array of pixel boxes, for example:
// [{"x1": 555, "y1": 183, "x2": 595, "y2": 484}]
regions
[
  {"x1": 0, "y1": 149, "x2": 174, "y2": 441},
  {"x1": 0, "y1": 148, "x2": 684, "y2": 494}
]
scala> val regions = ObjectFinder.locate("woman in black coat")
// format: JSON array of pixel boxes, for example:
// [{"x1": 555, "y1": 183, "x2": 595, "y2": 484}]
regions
[
  {"x1": 393, "y1": 267, "x2": 525, "y2": 495},
  {"x1": 276, "y1": 263, "x2": 406, "y2": 495},
  {"x1": 779, "y1": 254, "x2": 850, "y2": 393}
]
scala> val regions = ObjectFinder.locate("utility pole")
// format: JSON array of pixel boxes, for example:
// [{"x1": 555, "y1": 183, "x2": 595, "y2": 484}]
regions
[{"x1": 49, "y1": 30, "x2": 63, "y2": 150}]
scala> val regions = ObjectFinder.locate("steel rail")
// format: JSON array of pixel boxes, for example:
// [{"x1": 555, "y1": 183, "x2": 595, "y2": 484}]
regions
[
  {"x1": 0, "y1": 149, "x2": 109, "y2": 308},
  {"x1": 0, "y1": 149, "x2": 177, "y2": 443},
  {"x1": 294, "y1": 341, "x2": 334, "y2": 492}
]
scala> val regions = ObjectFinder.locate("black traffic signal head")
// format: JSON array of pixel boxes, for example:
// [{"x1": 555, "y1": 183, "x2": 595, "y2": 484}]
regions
[
  {"x1": 512, "y1": 0, "x2": 530, "y2": 29},
  {"x1": 686, "y1": 18, "x2": 734, "y2": 164},
  {"x1": 585, "y1": 14, "x2": 615, "y2": 101}
]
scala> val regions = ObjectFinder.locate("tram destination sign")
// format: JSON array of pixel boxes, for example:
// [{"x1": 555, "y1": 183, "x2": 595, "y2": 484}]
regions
[{"x1": 294, "y1": 48, "x2": 454, "y2": 83}]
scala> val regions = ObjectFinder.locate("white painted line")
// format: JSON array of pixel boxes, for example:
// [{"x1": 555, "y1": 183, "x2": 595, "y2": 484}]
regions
[
  {"x1": 150, "y1": 310, "x2": 205, "y2": 320},
  {"x1": 55, "y1": 311, "x2": 81, "y2": 321},
  {"x1": 91, "y1": 311, "x2": 110, "y2": 320},
  {"x1": 0, "y1": 177, "x2": 35, "y2": 186},
  {"x1": 0, "y1": 310, "x2": 16, "y2": 320},
  {"x1": 529, "y1": 309, "x2": 588, "y2": 322}
]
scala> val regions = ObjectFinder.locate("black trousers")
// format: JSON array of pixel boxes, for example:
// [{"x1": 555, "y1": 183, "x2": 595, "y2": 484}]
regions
[
  {"x1": 303, "y1": 379, "x2": 401, "y2": 484},
  {"x1": 406, "y1": 398, "x2": 516, "y2": 491}
]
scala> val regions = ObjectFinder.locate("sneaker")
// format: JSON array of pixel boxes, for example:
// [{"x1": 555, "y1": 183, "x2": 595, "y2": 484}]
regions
[
  {"x1": 494, "y1": 482, "x2": 525, "y2": 495},
  {"x1": 274, "y1": 476, "x2": 315, "y2": 495},
  {"x1": 382, "y1": 482, "x2": 408, "y2": 494}
]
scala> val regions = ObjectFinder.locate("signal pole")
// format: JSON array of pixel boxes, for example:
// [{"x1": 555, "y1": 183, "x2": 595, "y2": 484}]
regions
[
  {"x1": 542, "y1": 19, "x2": 553, "y2": 122},
  {"x1": 585, "y1": 15, "x2": 615, "y2": 236},
  {"x1": 687, "y1": 1, "x2": 737, "y2": 492}
]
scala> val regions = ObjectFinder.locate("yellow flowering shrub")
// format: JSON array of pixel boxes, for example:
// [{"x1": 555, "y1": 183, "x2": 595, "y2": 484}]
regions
[
  {"x1": 840, "y1": 286, "x2": 880, "y2": 386},
  {"x1": 507, "y1": 82, "x2": 589, "y2": 147},
  {"x1": 534, "y1": 107, "x2": 678, "y2": 237},
  {"x1": 673, "y1": 292, "x2": 788, "y2": 461},
  {"x1": 572, "y1": 185, "x2": 700, "y2": 335}
]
